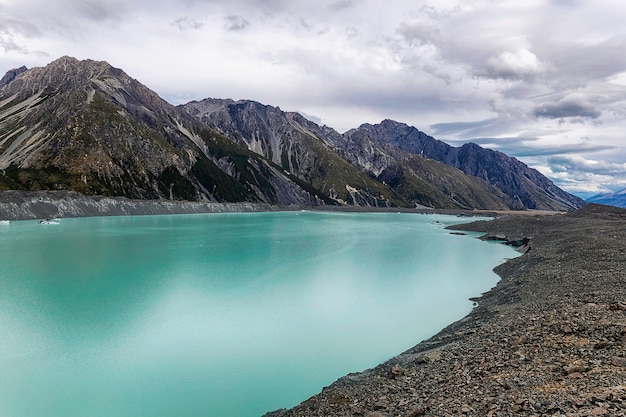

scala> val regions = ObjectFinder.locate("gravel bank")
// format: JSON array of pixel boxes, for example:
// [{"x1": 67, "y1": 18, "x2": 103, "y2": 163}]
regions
[
  {"x1": 266, "y1": 203, "x2": 626, "y2": 417},
  {"x1": 0, "y1": 190, "x2": 500, "y2": 221},
  {"x1": 0, "y1": 190, "x2": 275, "y2": 220}
]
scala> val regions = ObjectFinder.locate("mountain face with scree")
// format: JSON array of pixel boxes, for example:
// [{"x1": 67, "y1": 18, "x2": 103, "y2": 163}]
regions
[
  {"x1": 1, "y1": 57, "x2": 585, "y2": 210},
  {"x1": 180, "y1": 99, "x2": 584, "y2": 210},
  {"x1": 341, "y1": 120, "x2": 585, "y2": 211},
  {"x1": 0, "y1": 57, "x2": 329, "y2": 205}
]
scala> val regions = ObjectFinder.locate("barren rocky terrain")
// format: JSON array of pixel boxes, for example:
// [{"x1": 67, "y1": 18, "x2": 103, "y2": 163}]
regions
[{"x1": 267, "y1": 203, "x2": 626, "y2": 417}]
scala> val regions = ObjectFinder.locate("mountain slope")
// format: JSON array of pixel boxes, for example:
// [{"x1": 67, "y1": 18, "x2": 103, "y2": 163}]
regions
[
  {"x1": 181, "y1": 99, "x2": 583, "y2": 211},
  {"x1": 181, "y1": 99, "x2": 406, "y2": 206},
  {"x1": 332, "y1": 125, "x2": 515, "y2": 209},
  {"x1": 587, "y1": 189, "x2": 626, "y2": 208},
  {"x1": 0, "y1": 57, "x2": 328, "y2": 205},
  {"x1": 1, "y1": 56, "x2": 584, "y2": 211},
  {"x1": 181, "y1": 99, "x2": 514, "y2": 209},
  {"x1": 346, "y1": 120, "x2": 585, "y2": 211}
]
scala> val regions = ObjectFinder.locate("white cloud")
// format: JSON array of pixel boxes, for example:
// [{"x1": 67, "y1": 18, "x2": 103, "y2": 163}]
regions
[
  {"x1": 538, "y1": 154, "x2": 626, "y2": 194},
  {"x1": 1, "y1": 0, "x2": 626, "y2": 196},
  {"x1": 485, "y1": 49, "x2": 545, "y2": 80}
]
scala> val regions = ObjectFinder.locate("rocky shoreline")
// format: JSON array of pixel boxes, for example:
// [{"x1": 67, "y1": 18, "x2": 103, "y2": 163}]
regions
[
  {"x1": 266, "y1": 203, "x2": 626, "y2": 417},
  {"x1": 0, "y1": 190, "x2": 495, "y2": 221},
  {"x1": 0, "y1": 190, "x2": 278, "y2": 220}
]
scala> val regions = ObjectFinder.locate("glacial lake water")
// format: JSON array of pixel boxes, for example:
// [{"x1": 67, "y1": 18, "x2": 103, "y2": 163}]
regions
[{"x1": 0, "y1": 211, "x2": 517, "y2": 417}]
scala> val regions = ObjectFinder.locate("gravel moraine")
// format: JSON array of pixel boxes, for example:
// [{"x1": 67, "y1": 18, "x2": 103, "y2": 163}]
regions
[{"x1": 265, "y1": 203, "x2": 626, "y2": 417}]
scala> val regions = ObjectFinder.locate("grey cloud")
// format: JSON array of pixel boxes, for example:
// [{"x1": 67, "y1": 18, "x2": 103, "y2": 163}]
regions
[
  {"x1": 421, "y1": 9, "x2": 626, "y2": 97},
  {"x1": 430, "y1": 120, "x2": 494, "y2": 137},
  {"x1": 543, "y1": 35, "x2": 626, "y2": 87},
  {"x1": 332, "y1": 83, "x2": 471, "y2": 123},
  {"x1": 550, "y1": 0, "x2": 582, "y2": 6},
  {"x1": 532, "y1": 95, "x2": 601, "y2": 119},
  {"x1": 446, "y1": 136, "x2": 539, "y2": 147},
  {"x1": 42, "y1": 0, "x2": 136, "y2": 23},
  {"x1": 0, "y1": 18, "x2": 42, "y2": 38},
  {"x1": 430, "y1": 118, "x2": 517, "y2": 140},
  {"x1": 330, "y1": 0, "x2": 353, "y2": 11},
  {"x1": 548, "y1": 155, "x2": 626, "y2": 176},
  {"x1": 299, "y1": 18, "x2": 311, "y2": 31},
  {"x1": 397, "y1": 21, "x2": 441, "y2": 46},
  {"x1": 0, "y1": 0, "x2": 133, "y2": 41},
  {"x1": 445, "y1": 136, "x2": 612, "y2": 158},
  {"x1": 267, "y1": 39, "x2": 473, "y2": 116},
  {"x1": 508, "y1": 143, "x2": 614, "y2": 158},
  {"x1": 173, "y1": 17, "x2": 204, "y2": 31},
  {"x1": 224, "y1": 15, "x2": 250, "y2": 31},
  {"x1": 73, "y1": 0, "x2": 122, "y2": 21},
  {"x1": 549, "y1": 171, "x2": 621, "y2": 196},
  {"x1": 0, "y1": 38, "x2": 25, "y2": 54},
  {"x1": 0, "y1": 19, "x2": 42, "y2": 54}
]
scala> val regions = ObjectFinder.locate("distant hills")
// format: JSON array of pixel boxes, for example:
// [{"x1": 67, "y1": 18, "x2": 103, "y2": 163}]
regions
[
  {"x1": 0, "y1": 56, "x2": 585, "y2": 211},
  {"x1": 587, "y1": 189, "x2": 626, "y2": 208}
]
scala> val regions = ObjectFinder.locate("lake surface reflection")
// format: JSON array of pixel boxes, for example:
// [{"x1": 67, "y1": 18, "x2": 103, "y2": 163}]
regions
[{"x1": 0, "y1": 211, "x2": 516, "y2": 417}]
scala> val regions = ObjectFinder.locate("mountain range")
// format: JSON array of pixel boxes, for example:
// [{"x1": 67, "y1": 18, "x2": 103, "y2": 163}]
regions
[
  {"x1": 587, "y1": 188, "x2": 626, "y2": 208},
  {"x1": 0, "y1": 56, "x2": 585, "y2": 211}
]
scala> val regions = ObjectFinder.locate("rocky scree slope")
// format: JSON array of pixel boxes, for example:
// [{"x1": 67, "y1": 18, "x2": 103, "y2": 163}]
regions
[
  {"x1": 181, "y1": 98, "x2": 405, "y2": 207},
  {"x1": 346, "y1": 119, "x2": 585, "y2": 211},
  {"x1": 181, "y1": 99, "x2": 583, "y2": 211},
  {"x1": 0, "y1": 57, "x2": 328, "y2": 205},
  {"x1": 181, "y1": 99, "x2": 553, "y2": 210},
  {"x1": 1, "y1": 56, "x2": 583, "y2": 210},
  {"x1": 329, "y1": 122, "x2": 514, "y2": 210},
  {"x1": 266, "y1": 203, "x2": 626, "y2": 417}
]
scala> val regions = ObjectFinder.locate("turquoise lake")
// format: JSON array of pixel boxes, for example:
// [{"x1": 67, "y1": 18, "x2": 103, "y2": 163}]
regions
[{"x1": 0, "y1": 211, "x2": 516, "y2": 417}]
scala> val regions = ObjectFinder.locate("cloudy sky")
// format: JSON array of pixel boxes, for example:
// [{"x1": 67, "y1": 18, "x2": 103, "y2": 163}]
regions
[{"x1": 2, "y1": 0, "x2": 626, "y2": 197}]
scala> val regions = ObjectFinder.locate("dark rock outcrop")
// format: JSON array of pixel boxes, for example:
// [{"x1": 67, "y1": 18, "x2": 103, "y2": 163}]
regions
[{"x1": 0, "y1": 65, "x2": 27, "y2": 88}]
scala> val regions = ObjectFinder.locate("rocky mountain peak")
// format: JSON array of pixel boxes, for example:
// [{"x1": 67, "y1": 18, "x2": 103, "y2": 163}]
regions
[
  {"x1": 0, "y1": 65, "x2": 28, "y2": 89},
  {"x1": 2, "y1": 56, "x2": 119, "y2": 97}
]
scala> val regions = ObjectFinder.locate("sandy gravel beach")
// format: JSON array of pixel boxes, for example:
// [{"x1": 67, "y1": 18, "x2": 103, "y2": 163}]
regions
[{"x1": 267, "y1": 203, "x2": 626, "y2": 417}]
